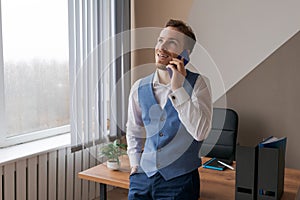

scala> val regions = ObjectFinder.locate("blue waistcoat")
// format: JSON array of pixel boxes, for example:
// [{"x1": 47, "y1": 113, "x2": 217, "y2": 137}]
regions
[{"x1": 138, "y1": 70, "x2": 202, "y2": 181}]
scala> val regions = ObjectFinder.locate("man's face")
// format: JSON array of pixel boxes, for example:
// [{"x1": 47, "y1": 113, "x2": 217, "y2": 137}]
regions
[{"x1": 155, "y1": 26, "x2": 185, "y2": 69}]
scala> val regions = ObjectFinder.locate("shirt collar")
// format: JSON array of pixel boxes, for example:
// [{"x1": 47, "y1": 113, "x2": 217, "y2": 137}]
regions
[
  {"x1": 153, "y1": 70, "x2": 171, "y2": 87},
  {"x1": 153, "y1": 70, "x2": 160, "y2": 85}
]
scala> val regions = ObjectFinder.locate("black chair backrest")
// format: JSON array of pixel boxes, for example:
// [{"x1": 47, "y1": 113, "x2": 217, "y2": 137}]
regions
[{"x1": 200, "y1": 108, "x2": 238, "y2": 161}]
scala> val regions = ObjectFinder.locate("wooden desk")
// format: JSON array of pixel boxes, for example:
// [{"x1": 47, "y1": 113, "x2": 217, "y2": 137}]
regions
[{"x1": 78, "y1": 156, "x2": 300, "y2": 200}]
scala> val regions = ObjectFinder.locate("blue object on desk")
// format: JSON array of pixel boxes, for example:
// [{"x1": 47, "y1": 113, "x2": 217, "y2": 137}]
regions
[{"x1": 203, "y1": 157, "x2": 233, "y2": 171}]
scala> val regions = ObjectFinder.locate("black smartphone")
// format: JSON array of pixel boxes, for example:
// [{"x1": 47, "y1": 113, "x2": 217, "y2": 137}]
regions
[{"x1": 167, "y1": 49, "x2": 190, "y2": 78}]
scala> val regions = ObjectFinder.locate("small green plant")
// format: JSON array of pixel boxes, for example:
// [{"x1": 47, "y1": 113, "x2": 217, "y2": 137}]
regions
[{"x1": 99, "y1": 139, "x2": 127, "y2": 164}]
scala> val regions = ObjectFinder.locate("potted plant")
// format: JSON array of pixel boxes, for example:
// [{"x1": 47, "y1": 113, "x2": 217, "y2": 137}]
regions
[{"x1": 99, "y1": 139, "x2": 127, "y2": 170}]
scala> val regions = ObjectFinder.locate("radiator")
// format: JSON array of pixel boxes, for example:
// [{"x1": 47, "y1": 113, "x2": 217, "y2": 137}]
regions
[{"x1": 0, "y1": 146, "x2": 101, "y2": 200}]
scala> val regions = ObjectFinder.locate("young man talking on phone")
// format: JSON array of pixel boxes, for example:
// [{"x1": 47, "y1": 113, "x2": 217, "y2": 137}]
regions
[{"x1": 126, "y1": 19, "x2": 212, "y2": 199}]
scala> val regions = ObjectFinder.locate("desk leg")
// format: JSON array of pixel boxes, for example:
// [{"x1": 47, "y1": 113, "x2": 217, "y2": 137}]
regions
[{"x1": 100, "y1": 183, "x2": 107, "y2": 200}]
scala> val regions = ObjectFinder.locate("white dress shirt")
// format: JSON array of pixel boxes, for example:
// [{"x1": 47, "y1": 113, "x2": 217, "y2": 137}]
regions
[{"x1": 126, "y1": 70, "x2": 212, "y2": 167}]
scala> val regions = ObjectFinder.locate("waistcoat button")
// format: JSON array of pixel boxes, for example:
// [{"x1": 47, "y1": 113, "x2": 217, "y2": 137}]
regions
[{"x1": 159, "y1": 132, "x2": 163, "y2": 137}]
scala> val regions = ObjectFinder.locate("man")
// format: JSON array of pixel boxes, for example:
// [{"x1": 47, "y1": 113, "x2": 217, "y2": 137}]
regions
[{"x1": 126, "y1": 19, "x2": 212, "y2": 200}]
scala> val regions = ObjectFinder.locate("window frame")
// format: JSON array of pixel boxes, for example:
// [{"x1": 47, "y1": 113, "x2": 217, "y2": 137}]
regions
[
  {"x1": 0, "y1": 0, "x2": 70, "y2": 148},
  {"x1": 0, "y1": 125, "x2": 70, "y2": 148}
]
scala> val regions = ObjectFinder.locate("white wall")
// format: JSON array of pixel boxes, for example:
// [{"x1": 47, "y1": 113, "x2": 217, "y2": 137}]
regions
[{"x1": 188, "y1": 0, "x2": 300, "y2": 101}]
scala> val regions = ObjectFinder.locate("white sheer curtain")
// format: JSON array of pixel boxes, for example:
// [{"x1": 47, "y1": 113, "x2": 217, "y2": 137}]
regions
[
  {"x1": 0, "y1": 1, "x2": 5, "y2": 144},
  {"x1": 69, "y1": 0, "x2": 131, "y2": 152}
]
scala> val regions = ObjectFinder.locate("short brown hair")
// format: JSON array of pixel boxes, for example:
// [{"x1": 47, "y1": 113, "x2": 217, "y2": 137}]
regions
[{"x1": 165, "y1": 19, "x2": 196, "y2": 52}]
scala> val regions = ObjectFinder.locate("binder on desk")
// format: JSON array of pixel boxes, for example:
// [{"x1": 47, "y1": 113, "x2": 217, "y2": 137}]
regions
[
  {"x1": 235, "y1": 145, "x2": 258, "y2": 200},
  {"x1": 235, "y1": 136, "x2": 287, "y2": 200},
  {"x1": 257, "y1": 137, "x2": 287, "y2": 200}
]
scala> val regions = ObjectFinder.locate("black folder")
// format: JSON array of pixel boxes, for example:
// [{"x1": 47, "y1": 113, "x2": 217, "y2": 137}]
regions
[
  {"x1": 257, "y1": 137, "x2": 287, "y2": 200},
  {"x1": 235, "y1": 145, "x2": 258, "y2": 200},
  {"x1": 235, "y1": 137, "x2": 287, "y2": 200}
]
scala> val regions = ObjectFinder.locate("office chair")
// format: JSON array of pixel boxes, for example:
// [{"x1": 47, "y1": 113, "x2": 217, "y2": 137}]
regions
[{"x1": 200, "y1": 108, "x2": 238, "y2": 161}]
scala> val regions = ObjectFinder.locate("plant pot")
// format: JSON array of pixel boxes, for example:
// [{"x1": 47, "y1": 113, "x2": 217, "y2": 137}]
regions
[{"x1": 107, "y1": 160, "x2": 120, "y2": 170}]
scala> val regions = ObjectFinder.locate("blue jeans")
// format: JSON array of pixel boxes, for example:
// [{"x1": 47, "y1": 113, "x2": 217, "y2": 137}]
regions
[{"x1": 128, "y1": 169, "x2": 200, "y2": 200}]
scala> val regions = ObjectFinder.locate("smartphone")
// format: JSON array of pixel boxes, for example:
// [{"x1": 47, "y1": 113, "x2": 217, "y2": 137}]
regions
[{"x1": 167, "y1": 49, "x2": 190, "y2": 78}]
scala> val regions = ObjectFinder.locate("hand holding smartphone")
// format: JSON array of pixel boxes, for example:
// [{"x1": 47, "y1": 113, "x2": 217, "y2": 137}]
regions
[{"x1": 167, "y1": 49, "x2": 190, "y2": 78}]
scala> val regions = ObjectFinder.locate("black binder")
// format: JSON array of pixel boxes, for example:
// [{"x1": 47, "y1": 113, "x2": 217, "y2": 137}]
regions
[
  {"x1": 257, "y1": 137, "x2": 286, "y2": 200},
  {"x1": 235, "y1": 137, "x2": 287, "y2": 200},
  {"x1": 235, "y1": 145, "x2": 258, "y2": 200}
]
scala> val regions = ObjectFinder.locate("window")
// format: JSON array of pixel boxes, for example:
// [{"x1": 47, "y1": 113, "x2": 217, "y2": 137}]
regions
[{"x1": 0, "y1": 0, "x2": 69, "y2": 147}]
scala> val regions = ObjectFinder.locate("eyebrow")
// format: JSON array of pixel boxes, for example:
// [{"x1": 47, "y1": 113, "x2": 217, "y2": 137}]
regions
[{"x1": 158, "y1": 37, "x2": 180, "y2": 42}]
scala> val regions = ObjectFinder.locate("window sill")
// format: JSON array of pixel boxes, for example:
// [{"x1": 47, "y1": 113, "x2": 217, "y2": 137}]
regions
[{"x1": 0, "y1": 133, "x2": 70, "y2": 165}]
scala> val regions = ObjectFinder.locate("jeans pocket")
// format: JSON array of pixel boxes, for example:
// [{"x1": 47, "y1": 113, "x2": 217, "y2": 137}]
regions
[{"x1": 129, "y1": 172, "x2": 137, "y2": 179}]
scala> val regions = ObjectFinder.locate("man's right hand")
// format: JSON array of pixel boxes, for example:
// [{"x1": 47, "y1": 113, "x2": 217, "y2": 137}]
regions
[{"x1": 130, "y1": 166, "x2": 138, "y2": 175}]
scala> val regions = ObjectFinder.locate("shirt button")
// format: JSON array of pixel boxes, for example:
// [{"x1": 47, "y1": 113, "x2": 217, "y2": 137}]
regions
[
  {"x1": 157, "y1": 163, "x2": 160, "y2": 168},
  {"x1": 160, "y1": 117, "x2": 165, "y2": 121},
  {"x1": 157, "y1": 148, "x2": 161, "y2": 152},
  {"x1": 159, "y1": 132, "x2": 164, "y2": 137}
]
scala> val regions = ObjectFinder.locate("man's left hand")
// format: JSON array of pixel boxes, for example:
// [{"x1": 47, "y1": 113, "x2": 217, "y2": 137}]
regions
[{"x1": 167, "y1": 57, "x2": 187, "y2": 91}]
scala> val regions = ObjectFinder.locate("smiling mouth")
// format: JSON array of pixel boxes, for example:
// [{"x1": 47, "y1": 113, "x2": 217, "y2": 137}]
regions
[
  {"x1": 157, "y1": 53, "x2": 170, "y2": 59},
  {"x1": 156, "y1": 52, "x2": 171, "y2": 70}
]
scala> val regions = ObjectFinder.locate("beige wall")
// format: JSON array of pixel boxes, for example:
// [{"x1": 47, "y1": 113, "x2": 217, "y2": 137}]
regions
[
  {"x1": 215, "y1": 32, "x2": 300, "y2": 169},
  {"x1": 132, "y1": 0, "x2": 300, "y2": 169},
  {"x1": 131, "y1": 0, "x2": 194, "y2": 82}
]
